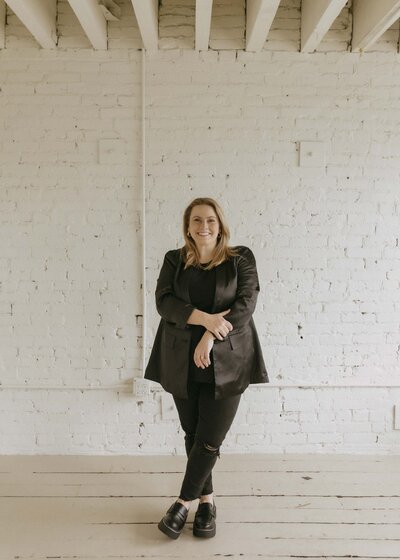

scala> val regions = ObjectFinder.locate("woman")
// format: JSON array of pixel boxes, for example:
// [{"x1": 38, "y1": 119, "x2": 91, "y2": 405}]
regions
[{"x1": 145, "y1": 197, "x2": 269, "y2": 539}]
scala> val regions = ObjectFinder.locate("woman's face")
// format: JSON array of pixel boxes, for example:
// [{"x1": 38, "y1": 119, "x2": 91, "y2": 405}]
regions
[{"x1": 188, "y1": 204, "x2": 220, "y2": 249}]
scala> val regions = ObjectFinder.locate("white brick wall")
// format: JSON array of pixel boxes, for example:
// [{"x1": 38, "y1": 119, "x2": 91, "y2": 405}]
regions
[{"x1": 1, "y1": 0, "x2": 400, "y2": 454}]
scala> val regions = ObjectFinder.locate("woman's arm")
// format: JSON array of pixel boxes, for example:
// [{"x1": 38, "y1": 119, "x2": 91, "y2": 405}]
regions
[
  {"x1": 155, "y1": 249, "x2": 232, "y2": 334},
  {"x1": 187, "y1": 309, "x2": 232, "y2": 340},
  {"x1": 193, "y1": 330, "x2": 215, "y2": 368},
  {"x1": 223, "y1": 246, "x2": 261, "y2": 331},
  {"x1": 155, "y1": 250, "x2": 197, "y2": 328},
  {"x1": 186, "y1": 308, "x2": 208, "y2": 327}
]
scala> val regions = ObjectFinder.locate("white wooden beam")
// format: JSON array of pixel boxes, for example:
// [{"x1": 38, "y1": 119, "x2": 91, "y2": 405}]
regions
[
  {"x1": 68, "y1": 0, "x2": 107, "y2": 50},
  {"x1": 4, "y1": 0, "x2": 56, "y2": 48},
  {"x1": 195, "y1": 0, "x2": 213, "y2": 51},
  {"x1": 0, "y1": 0, "x2": 6, "y2": 48},
  {"x1": 246, "y1": 0, "x2": 280, "y2": 52},
  {"x1": 301, "y1": 0, "x2": 347, "y2": 53},
  {"x1": 130, "y1": 0, "x2": 158, "y2": 52},
  {"x1": 352, "y1": 0, "x2": 400, "y2": 51}
]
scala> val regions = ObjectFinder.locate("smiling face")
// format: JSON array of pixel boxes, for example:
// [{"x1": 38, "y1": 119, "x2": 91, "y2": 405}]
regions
[{"x1": 187, "y1": 204, "x2": 220, "y2": 249}]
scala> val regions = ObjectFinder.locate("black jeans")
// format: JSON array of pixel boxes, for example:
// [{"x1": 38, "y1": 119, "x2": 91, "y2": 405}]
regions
[{"x1": 172, "y1": 379, "x2": 241, "y2": 501}]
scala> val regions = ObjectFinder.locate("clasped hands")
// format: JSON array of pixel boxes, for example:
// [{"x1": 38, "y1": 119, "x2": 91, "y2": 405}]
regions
[{"x1": 193, "y1": 309, "x2": 233, "y2": 370}]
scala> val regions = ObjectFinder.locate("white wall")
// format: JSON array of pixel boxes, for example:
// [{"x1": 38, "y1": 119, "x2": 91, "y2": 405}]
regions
[{"x1": 1, "y1": 0, "x2": 400, "y2": 454}]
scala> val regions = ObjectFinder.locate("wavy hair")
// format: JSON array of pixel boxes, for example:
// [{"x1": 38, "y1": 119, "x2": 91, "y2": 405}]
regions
[{"x1": 181, "y1": 197, "x2": 240, "y2": 270}]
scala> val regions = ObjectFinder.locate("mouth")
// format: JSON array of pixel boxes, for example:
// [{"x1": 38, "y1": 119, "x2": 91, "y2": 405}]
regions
[{"x1": 197, "y1": 233, "x2": 211, "y2": 236}]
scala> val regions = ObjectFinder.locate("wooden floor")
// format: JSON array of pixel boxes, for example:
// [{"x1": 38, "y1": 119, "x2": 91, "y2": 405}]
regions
[{"x1": 0, "y1": 453, "x2": 399, "y2": 559}]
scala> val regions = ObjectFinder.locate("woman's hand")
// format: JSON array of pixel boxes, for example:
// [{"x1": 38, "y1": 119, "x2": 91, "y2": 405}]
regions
[
  {"x1": 203, "y1": 309, "x2": 233, "y2": 340},
  {"x1": 193, "y1": 331, "x2": 215, "y2": 369}
]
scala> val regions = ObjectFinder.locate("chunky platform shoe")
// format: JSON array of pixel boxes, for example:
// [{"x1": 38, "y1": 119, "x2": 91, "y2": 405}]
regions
[
  {"x1": 158, "y1": 501, "x2": 189, "y2": 539},
  {"x1": 193, "y1": 501, "x2": 217, "y2": 538}
]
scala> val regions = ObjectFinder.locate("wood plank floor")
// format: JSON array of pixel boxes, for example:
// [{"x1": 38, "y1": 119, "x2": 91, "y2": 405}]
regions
[{"x1": 0, "y1": 454, "x2": 399, "y2": 559}]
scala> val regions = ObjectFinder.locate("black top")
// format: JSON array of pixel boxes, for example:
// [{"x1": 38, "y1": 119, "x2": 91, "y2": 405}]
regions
[{"x1": 187, "y1": 261, "x2": 216, "y2": 383}]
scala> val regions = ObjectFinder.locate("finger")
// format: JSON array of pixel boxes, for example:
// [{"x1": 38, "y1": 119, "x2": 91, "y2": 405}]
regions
[{"x1": 220, "y1": 309, "x2": 231, "y2": 316}]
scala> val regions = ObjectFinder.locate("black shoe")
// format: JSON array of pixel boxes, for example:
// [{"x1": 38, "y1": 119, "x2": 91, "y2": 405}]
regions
[
  {"x1": 193, "y1": 501, "x2": 217, "y2": 538},
  {"x1": 158, "y1": 501, "x2": 189, "y2": 539}
]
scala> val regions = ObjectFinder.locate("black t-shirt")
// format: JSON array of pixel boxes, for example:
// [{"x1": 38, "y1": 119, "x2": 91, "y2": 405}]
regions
[{"x1": 187, "y1": 261, "x2": 216, "y2": 383}]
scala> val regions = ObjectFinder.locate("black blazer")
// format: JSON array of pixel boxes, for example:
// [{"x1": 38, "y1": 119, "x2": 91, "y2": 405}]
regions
[{"x1": 144, "y1": 245, "x2": 269, "y2": 400}]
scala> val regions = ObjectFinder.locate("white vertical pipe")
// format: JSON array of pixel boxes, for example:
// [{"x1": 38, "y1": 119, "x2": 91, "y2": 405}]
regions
[{"x1": 140, "y1": 47, "x2": 147, "y2": 378}]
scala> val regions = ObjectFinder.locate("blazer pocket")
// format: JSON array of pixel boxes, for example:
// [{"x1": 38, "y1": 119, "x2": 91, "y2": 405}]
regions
[
  {"x1": 228, "y1": 329, "x2": 250, "y2": 351},
  {"x1": 228, "y1": 332, "x2": 242, "y2": 350}
]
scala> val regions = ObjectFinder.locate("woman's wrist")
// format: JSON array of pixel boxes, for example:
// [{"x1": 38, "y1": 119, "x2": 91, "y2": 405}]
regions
[
  {"x1": 205, "y1": 329, "x2": 216, "y2": 340},
  {"x1": 187, "y1": 309, "x2": 209, "y2": 328}
]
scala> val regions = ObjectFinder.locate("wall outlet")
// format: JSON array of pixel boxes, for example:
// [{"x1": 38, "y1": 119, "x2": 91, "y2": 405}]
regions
[{"x1": 133, "y1": 378, "x2": 149, "y2": 398}]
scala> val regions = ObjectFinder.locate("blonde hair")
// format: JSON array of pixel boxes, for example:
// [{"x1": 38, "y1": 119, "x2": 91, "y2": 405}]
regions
[{"x1": 181, "y1": 197, "x2": 240, "y2": 270}]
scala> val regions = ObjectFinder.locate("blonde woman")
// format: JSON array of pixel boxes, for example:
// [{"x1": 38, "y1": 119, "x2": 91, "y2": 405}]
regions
[{"x1": 145, "y1": 197, "x2": 269, "y2": 539}]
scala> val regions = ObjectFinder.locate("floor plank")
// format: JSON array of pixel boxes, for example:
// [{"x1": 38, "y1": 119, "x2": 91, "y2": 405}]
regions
[
  {"x1": 0, "y1": 454, "x2": 399, "y2": 559},
  {"x1": 1, "y1": 470, "x2": 399, "y2": 497}
]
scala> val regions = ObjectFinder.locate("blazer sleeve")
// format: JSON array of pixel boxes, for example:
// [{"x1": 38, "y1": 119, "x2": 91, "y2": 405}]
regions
[
  {"x1": 224, "y1": 246, "x2": 261, "y2": 331},
  {"x1": 155, "y1": 249, "x2": 196, "y2": 329}
]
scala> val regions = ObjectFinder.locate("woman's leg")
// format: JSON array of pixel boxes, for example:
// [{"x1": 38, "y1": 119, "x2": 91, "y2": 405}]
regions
[
  {"x1": 183, "y1": 432, "x2": 213, "y2": 497},
  {"x1": 177, "y1": 383, "x2": 241, "y2": 502},
  {"x1": 173, "y1": 382, "x2": 213, "y2": 501}
]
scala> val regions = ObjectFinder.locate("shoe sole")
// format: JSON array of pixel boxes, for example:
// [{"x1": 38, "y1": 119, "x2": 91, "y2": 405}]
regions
[
  {"x1": 158, "y1": 518, "x2": 182, "y2": 539},
  {"x1": 193, "y1": 524, "x2": 216, "y2": 538}
]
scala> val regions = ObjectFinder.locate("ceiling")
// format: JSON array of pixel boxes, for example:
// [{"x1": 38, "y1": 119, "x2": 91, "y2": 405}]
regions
[{"x1": 0, "y1": 0, "x2": 399, "y2": 53}]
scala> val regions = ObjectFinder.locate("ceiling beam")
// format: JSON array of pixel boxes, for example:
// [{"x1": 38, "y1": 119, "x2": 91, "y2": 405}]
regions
[
  {"x1": 246, "y1": 0, "x2": 281, "y2": 52},
  {"x1": 352, "y1": 0, "x2": 400, "y2": 51},
  {"x1": 130, "y1": 0, "x2": 158, "y2": 52},
  {"x1": 301, "y1": 0, "x2": 347, "y2": 53},
  {"x1": 195, "y1": 0, "x2": 213, "y2": 51},
  {"x1": 67, "y1": 0, "x2": 107, "y2": 50},
  {"x1": 4, "y1": 0, "x2": 56, "y2": 48}
]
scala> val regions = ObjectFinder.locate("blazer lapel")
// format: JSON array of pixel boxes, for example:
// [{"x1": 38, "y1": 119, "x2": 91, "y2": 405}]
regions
[{"x1": 211, "y1": 265, "x2": 224, "y2": 313}]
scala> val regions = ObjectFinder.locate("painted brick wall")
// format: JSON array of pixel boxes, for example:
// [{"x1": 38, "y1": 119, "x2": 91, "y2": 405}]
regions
[{"x1": 0, "y1": 0, "x2": 400, "y2": 454}]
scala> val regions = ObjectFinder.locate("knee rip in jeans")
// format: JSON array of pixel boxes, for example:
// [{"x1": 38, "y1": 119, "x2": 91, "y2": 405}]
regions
[{"x1": 201, "y1": 441, "x2": 221, "y2": 458}]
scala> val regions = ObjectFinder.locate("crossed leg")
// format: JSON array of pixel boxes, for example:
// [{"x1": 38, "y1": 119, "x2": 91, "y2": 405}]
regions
[{"x1": 173, "y1": 382, "x2": 241, "y2": 505}]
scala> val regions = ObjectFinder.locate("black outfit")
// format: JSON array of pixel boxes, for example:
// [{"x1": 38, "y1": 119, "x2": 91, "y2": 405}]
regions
[
  {"x1": 144, "y1": 246, "x2": 269, "y2": 400},
  {"x1": 173, "y1": 261, "x2": 242, "y2": 501},
  {"x1": 173, "y1": 382, "x2": 241, "y2": 501},
  {"x1": 187, "y1": 261, "x2": 216, "y2": 384}
]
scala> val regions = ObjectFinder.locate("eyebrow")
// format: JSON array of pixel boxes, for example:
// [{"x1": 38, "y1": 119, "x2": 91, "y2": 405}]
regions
[{"x1": 192, "y1": 215, "x2": 216, "y2": 218}]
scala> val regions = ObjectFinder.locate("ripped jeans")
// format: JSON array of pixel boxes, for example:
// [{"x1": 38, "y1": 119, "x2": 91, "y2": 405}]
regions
[{"x1": 172, "y1": 380, "x2": 242, "y2": 501}]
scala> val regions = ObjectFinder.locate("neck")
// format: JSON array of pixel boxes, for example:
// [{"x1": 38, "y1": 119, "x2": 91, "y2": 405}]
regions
[{"x1": 196, "y1": 245, "x2": 216, "y2": 262}]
